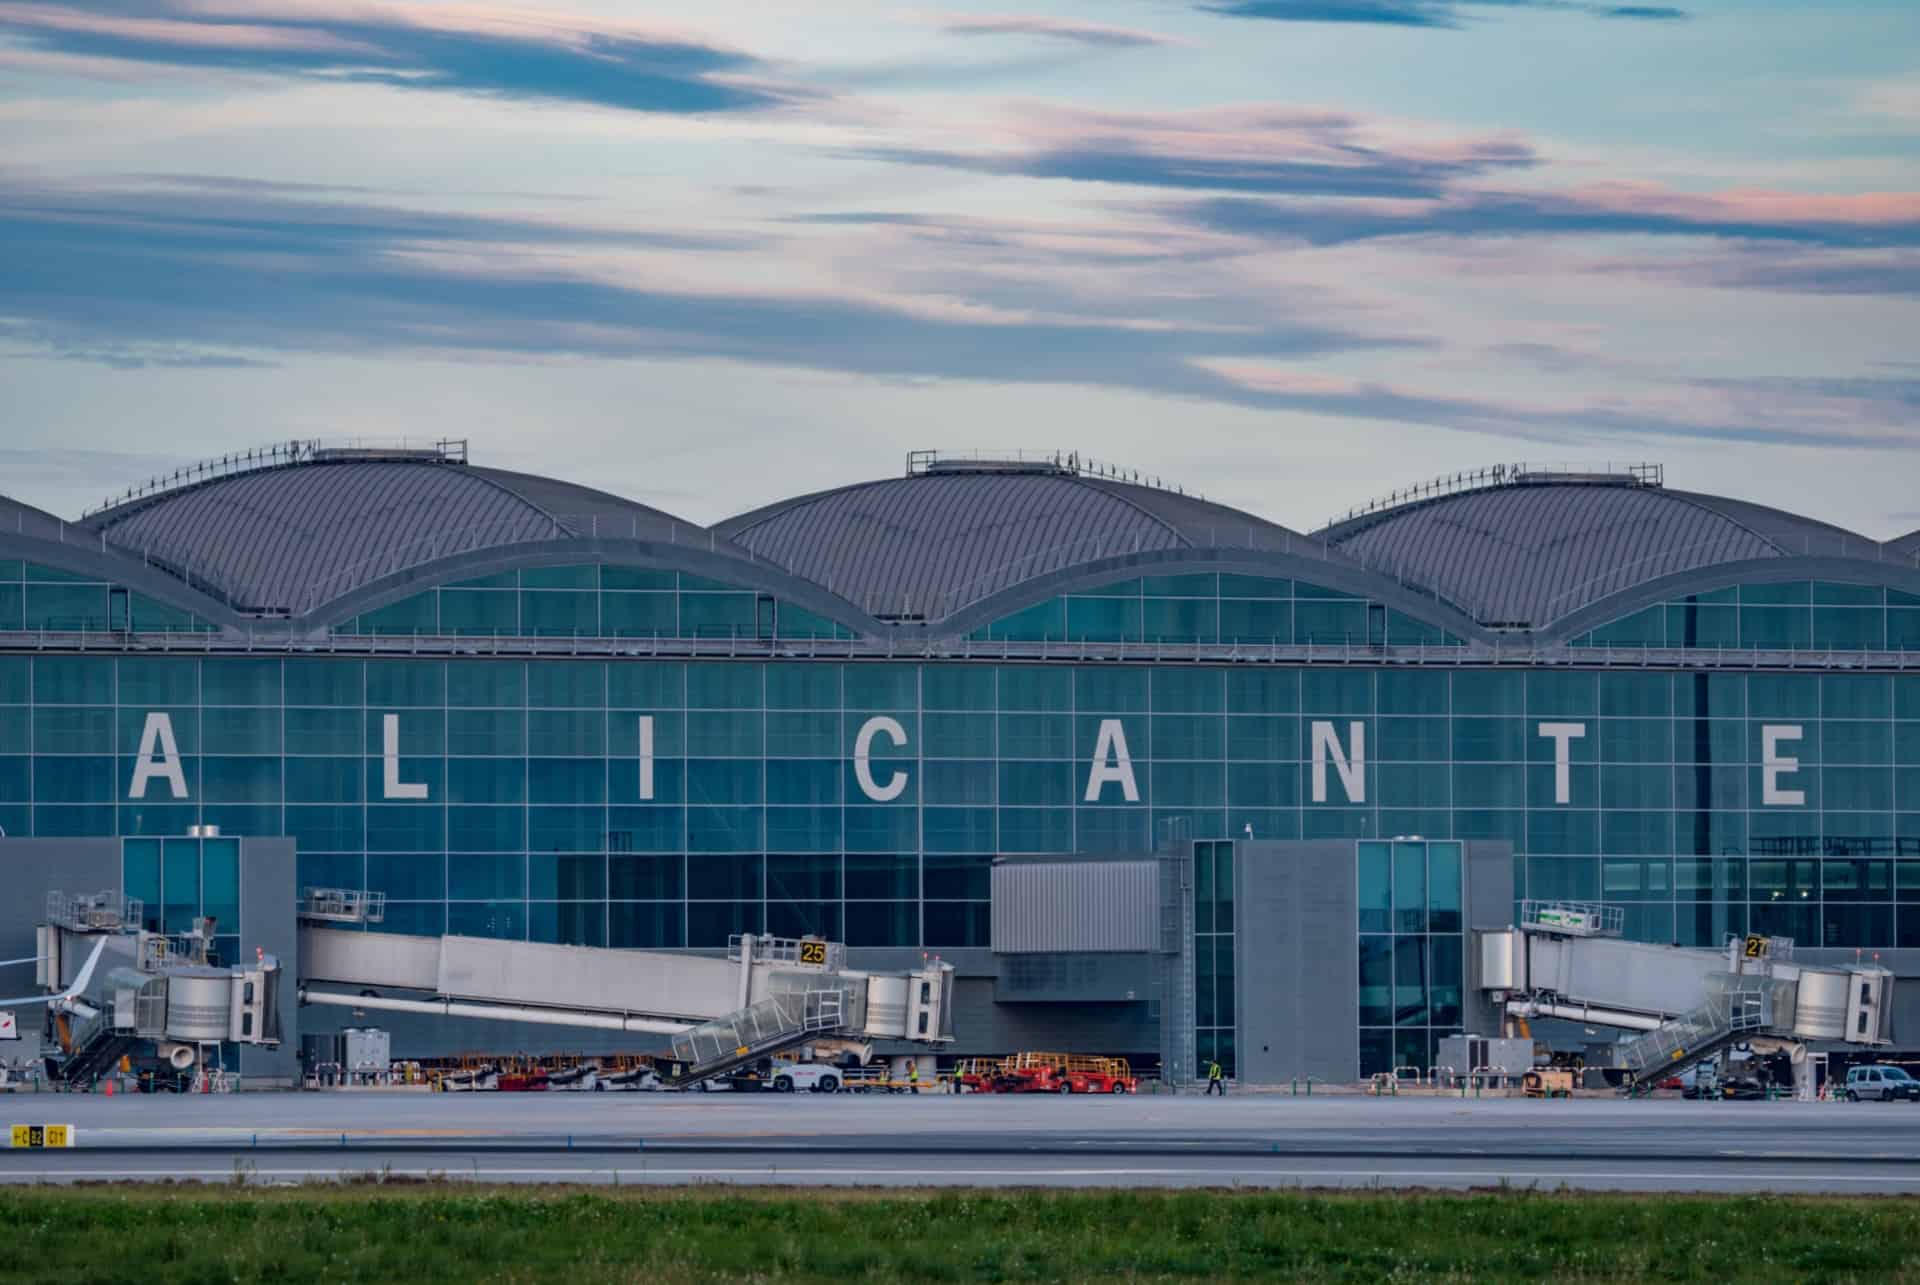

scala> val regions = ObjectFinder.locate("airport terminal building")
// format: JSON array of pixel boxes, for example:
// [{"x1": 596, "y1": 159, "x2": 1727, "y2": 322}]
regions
[{"x1": 2, "y1": 442, "x2": 1919, "y2": 1083}]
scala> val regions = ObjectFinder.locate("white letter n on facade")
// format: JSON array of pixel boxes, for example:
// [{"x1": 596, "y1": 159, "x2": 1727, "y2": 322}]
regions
[{"x1": 1311, "y1": 720, "x2": 1365, "y2": 804}]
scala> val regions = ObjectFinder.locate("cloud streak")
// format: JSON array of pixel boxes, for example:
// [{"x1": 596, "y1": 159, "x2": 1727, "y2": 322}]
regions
[
  {"x1": 0, "y1": 1, "x2": 795, "y2": 113},
  {"x1": 853, "y1": 104, "x2": 1536, "y2": 198},
  {"x1": 0, "y1": 174, "x2": 1400, "y2": 402},
  {"x1": 3, "y1": 176, "x2": 1912, "y2": 454},
  {"x1": 1195, "y1": 362, "x2": 1920, "y2": 450},
  {"x1": 941, "y1": 16, "x2": 1185, "y2": 48},
  {"x1": 1180, "y1": 186, "x2": 1920, "y2": 248},
  {"x1": 1198, "y1": 0, "x2": 1686, "y2": 25}
]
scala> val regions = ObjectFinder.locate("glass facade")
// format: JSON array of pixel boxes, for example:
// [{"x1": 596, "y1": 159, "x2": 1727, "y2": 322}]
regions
[
  {"x1": 0, "y1": 561, "x2": 215, "y2": 633},
  {"x1": 121, "y1": 835, "x2": 241, "y2": 964},
  {"x1": 2, "y1": 655, "x2": 1917, "y2": 958},
  {"x1": 1193, "y1": 838, "x2": 1235, "y2": 1075},
  {"x1": 1359, "y1": 839, "x2": 1464, "y2": 1077},
  {"x1": 1572, "y1": 582, "x2": 1920, "y2": 651},
  {"x1": 969, "y1": 573, "x2": 1462, "y2": 647},
  {"x1": 344, "y1": 564, "x2": 853, "y2": 640}
]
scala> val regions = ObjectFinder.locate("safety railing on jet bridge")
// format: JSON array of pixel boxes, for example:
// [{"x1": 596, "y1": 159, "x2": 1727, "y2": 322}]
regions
[
  {"x1": 670, "y1": 986, "x2": 851, "y2": 1073},
  {"x1": 729, "y1": 935, "x2": 846, "y2": 972},
  {"x1": 46, "y1": 891, "x2": 141, "y2": 934},
  {"x1": 1518, "y1": 900, "x2": 1625, "y2": 938},
  {"x1": 1614, "y1": 986, "x2": 1771, "y2": 1075},
  {"x1": 298, "y1": 888, "x2": 387, "y2": 925}
]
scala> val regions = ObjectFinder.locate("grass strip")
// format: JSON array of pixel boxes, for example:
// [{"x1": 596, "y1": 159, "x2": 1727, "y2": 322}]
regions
[{"x1": 1, "y1": 1184, "x2": 1918, "y2": 1282}]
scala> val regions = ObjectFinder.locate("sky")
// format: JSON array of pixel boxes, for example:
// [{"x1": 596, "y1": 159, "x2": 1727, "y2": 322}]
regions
[{"x1": 0, "y1": 0, "x2": 1916, "y2": 538}]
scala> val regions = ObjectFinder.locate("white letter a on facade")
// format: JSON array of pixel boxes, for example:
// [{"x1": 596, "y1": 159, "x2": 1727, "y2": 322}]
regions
[
  {"x1": 1085, "y1": 719, "x2": 1140, "y2": 802},
  {"x1": 129, "y1": 712, "x2": 187, "y2": 800}
]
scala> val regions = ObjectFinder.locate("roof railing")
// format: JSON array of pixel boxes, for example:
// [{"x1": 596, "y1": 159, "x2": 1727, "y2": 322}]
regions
[
  {"x1": 905, "y1": 449, "x2": 1201, "y2": 502},
  {"x1": 82, "y1": 438, "x2": 469, "y2": 521},
  {"x1": 7, "y1": 621, "x2": 1920, "y2": 672},
  {"x1": 1325, "y1": 462, "x2": 1662, "y2": 532}
]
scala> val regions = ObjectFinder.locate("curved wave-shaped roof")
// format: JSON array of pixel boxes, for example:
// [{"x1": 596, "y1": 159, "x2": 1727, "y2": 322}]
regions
[
  {"x1": 715, "y1": 463, "x2": 1335, "y2": 621},
  {"x1": 1317, "y1": 474, "x2": 1887, "y2": 629},
  {"x1": 84, "y1": 456, "x2": 706, "y2": 615},
  {"x1": 0, "y1": 491, "x2": 78, "y2": 543}
]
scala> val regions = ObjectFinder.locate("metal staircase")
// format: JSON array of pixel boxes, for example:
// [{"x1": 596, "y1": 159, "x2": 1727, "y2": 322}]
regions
[
  {"x1": 49, "y1": 1009, "x2": 136, "y2": 1085},
  {"x1": 1615, "y1": 984, "x2": 1772, "y2": 1087},
  {"x1": 664, "y1": 986, "x2": 850, "y2": 1088}
]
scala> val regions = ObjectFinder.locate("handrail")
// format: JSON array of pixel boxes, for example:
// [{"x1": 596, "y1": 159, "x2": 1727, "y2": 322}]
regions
[
  {"x1": 1520, "y1": 901, "x2": 1625, "y2": 938},
  {"x1": 82, "y1": 438, "x2": 468, "y2": 520},
  {"x1": 83, "y1": 440, "x2": 325, "y2": 519},
  {"x1": 1325, "y1": 461, "x2": 1662, "y2": 532},
  {"x1": 4, "y1": 625, "x2": 1920, "y2": 673},
  {"x1": 905, "y1": 448, "x2": 1200, "y2": 500}
]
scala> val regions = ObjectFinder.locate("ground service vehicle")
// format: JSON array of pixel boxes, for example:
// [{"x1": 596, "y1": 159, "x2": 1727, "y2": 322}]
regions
[
  {"x1": 1845, "y1": 1065, "x2": 1920, "y2": 1101},
  {"x1": 954, "y1": 1052, "x2": 1136, "y2": 1095},
  {"x1": 771, "y1": 1063, "x2": 844, "y2": 1093},
  {"x1": 1053, "y1": 1055, "x2": 1136, "y2": 1094},
  {"x1": 1522, "y1": 1069, "x2": 1574, "y2": 1098}
]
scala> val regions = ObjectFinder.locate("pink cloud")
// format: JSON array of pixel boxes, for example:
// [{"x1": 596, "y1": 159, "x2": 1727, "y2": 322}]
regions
[
  {"x1": 0, "y1": 2, "x2": 372, "y2": 52},
  {"x1": 1560, "y1": 181, "x2": 1920, "y2": 227},
  {"x1": 1194, "y1": 362, "x2": 1363, "y2": 396},
  {"x1": 942, "y1": 16, "x2": 1190, "y2": 48},
  {"x1": 986, "y1": 101, "x2": 1533, "y2": 170}
]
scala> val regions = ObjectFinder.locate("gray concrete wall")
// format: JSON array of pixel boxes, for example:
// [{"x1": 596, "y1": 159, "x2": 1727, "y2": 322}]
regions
[
  {"x1": 951, "y1": 977, "x2": 1157, "y2": 1056},
  {"x1": 238, "y1": 837, "x2": 298, "y2": 1083},
  {"x1": 1464, "y1": 841, "x2": 1515, "y2": 1039},
  {"x1": 1234, "y1": 839, "x2": 1358, "y2": 1085},
  {"x1": 0, "y1": 839, "x2": 121, "y2": 972},
  {"x1": 995, "y1": 953, "x2": 1154, "y2": 1003},
  {"x1": 0, "y1": 834, "x2": 123, "y2": 1043},
  {"x1": 1230, "y1": 839, "x2": 1513, "y2": 1084}
]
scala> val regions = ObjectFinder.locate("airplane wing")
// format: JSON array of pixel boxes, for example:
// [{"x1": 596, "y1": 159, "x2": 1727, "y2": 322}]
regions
[
  {"x1": 0, "y1": 938, "x2": 107, "y2": 1009},
  {"x1": 0, "y1": 955, "x2": 44, "y2": 969}
]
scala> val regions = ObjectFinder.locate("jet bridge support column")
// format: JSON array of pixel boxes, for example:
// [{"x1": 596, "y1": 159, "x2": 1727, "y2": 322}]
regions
[{"x1": 737, "y1": 933, "x2": 754, "y2": 1012}]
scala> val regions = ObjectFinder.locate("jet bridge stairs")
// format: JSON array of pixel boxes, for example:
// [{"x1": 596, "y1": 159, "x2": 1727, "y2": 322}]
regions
[
  {"x1": 1480, "y1": 901, "x2": 1895, "y2": 1093},
  {"x1": 295, "y1": 890, "x2": 953, "y2": 1089},
  {"x1": 1610, "y1": 988, "x2": 1774, "y2": 1087},
  {"x1": 50, "y1": 1010, "x2": 140, "y2": 1085}
]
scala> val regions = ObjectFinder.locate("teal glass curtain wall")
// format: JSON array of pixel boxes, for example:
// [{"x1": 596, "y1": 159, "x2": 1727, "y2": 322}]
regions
[
  {"x1": 1571, "y1": 582, "x2": 1920, "y2": 651},
  {"x1": 4, "y1": 657, "x2": 1916, "y2": 957},
  {"x1": 343, "y1": 564, "x2": 853, "y2": 640},
  {"x1": 969, "y1": 573, "x2": 1463, "y2": 647},
  {"x1": 1359, "y1": 838, "x2": 1464, "y2": 1077}
]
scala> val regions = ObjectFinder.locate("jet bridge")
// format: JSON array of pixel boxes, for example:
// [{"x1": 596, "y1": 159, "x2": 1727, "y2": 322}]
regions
[
  {"x1": 294, "y1": 889, "x2": 955, "y2": 1087},
  {"x1": 26, "y1": 891, "x2": 282, "y2": 1085},
  {"x1": 1478, "y1": 901, "x2": 1894, "y2": 1089}
]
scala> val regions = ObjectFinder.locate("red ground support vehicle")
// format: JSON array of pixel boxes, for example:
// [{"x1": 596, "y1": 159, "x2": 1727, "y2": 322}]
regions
[
  {"x1": 954, "y1": 1056, "x2": 1007, "y2": 1094},
  {"x1": 495, "y1": 1069, "x2": 550, "y2": 1092},
  {"x1": 1056, "y1": 1056, "x2": 1138, "y2": 1095},
  {"x1": 958, "y1": 1052, "x2": 1138, "y2": 1095}
]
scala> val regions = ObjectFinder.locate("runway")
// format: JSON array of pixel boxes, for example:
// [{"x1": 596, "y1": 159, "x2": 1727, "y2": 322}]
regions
[{"x1": 5, "y1": 1092, "x2": 1918, "y2": 1192}]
